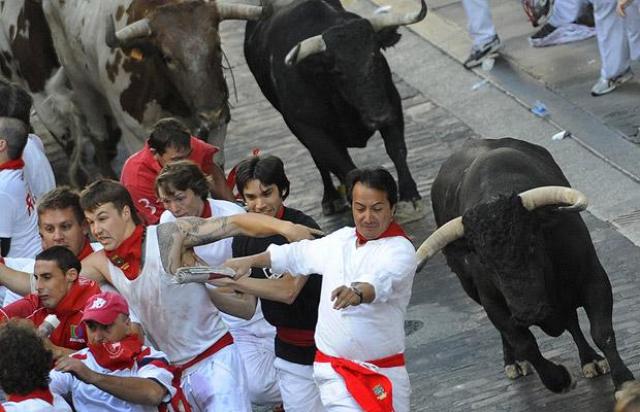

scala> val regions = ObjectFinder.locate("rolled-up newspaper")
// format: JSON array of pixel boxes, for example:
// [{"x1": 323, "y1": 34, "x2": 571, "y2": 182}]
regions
[{"x1": 174, "y1": 266, "x2": 236, "y2": 284}]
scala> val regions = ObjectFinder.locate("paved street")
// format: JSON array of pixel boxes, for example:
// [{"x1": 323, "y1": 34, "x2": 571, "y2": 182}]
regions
[{"x1": 217, "y1": 2, "x2": 640, "y2": 410}]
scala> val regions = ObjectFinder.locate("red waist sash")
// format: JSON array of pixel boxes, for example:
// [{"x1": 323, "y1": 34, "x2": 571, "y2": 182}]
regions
[
  {"x1": 276, "y1": 326, "x2": 315, "y2": 347},
  {"x1": 315, "y1": 350, "x2": 405, "y2": 412}
]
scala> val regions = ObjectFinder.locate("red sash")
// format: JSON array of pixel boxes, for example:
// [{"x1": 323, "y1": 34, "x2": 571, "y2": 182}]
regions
[
  {"x1": 276, "y1": 326, "x2": 315, "y2": 347},
  {"x1": 6, "y1": 387, "x2": 54, "y2": 405},
  {"x1": 315, "y1": 350, "x2": 405, "y2": 412},
  {"x1": 200, "y1": 201, "x2": 212, "y2": 218},
  {"x1": 76, "y1": 239, "x2": 95, "y2": 260},
  {"x1": 356, "y1": 221, "x2": 408, "y2": 246},
  {"x1": 160, "y1": 332, "x2": 234, "y2": 412},
  {"x1": 88, "y1": 334, "x2": 145, "y2": 371},
  {"x1": 0, "y1": 158, "x2": 25, "y2": 170},
  {"x1": 105, "y1": 225, "x2": 145, "y2": 280}
]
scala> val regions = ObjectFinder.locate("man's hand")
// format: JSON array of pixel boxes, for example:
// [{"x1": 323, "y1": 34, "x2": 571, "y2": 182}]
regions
[
  {"x1": 207, "y1": 276, "x2": 238, "y2": 288},
  {"x1": 55, "y1": 356, "x2": 98, "y2": 384},
  {"x1": 283, "y1": 223, "x2": 323, "y2": 243},
  {"x1": 331, "y1": 285, "x2": 362, "y2": 310},
  {"x1": 224, "y1": 256, "x2": 256, "y2": 280},
  {"x1": 617, "y1": 0, "x2": 634, "y2": 16}
]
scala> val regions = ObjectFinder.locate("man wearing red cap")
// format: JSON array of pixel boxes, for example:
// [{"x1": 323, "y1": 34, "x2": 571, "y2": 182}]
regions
[
  {"x1": 49, "y1": 291, "x2": 179, "y2": 412},
  {"x1": 0, "y1": 246, "x2": 100, "y2": 359},
  {"x1": 224, "y1": 168, "x2": 418, "y2": 412}
]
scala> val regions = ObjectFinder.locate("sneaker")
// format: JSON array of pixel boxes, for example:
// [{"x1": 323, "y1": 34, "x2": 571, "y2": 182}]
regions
[
  {"x1": 591, "y1": 68, "x2": 634, "y2": 96},
  {"x1": 463, "y1": 35, "x2": 502, "y2": 69},
  {"x1": 530, "y1": 23, "x2": 556, "y2": 40}
]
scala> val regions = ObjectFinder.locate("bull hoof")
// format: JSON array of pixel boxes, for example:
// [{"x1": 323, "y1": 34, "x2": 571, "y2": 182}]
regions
[
  {"x1": 544, "y1": 364, "x2": 575, "y2": 393},
  {"x1": 504, "y1": 361, "x2": 531, "y2": 380},
  {"x1": 394, "y1": 199, "x2": 427, "y2": 224},
  {"x1": 322, "y1": 198, "x2": 349, "y2": 216},
  {"x1": 582, "y1": 359, "x2": 610, "y2": 378}
]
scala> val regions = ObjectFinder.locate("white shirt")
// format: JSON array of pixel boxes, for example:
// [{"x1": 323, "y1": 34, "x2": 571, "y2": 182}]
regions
[
  {"x1": 268, "y1": 227, "x2": 417, "y2": 361},
  {"x1": 1, "y1": 393, "x2": 71, "y2": 411},
  {"x1": 160, "y1": 199, "x2": 271, "y2": 333},
  {"x1": 108, "y1": 226, "x2": 228, "y2": 364},
  {"x1": 0, "y1": 168, "x2": 41, "y2": 258},
  {"x1": 22, "y1": 134, "x2": 55, "y2": 199},
  {"x1": 49, "y1": 345, "x2": 175, "y2": 412}
]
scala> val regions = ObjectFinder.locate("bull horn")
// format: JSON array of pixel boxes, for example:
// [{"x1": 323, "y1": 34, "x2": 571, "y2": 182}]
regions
[
  {"x1": 367, "y1": 0, "x2": 427, "y2": 32},
  {"x1": 518, "y1": 186, "x2": 588, "y2": 212},
  {"x1": 284, "y1": 35, "x2": 326, "y2": 66},
  {"x1": 416, "y1": 217, "x2": 464, "y2": 272},
  {"x1": 216, "y1": 3, "x2": 263, "y2": 21},
  {"x1": 106, "y1": 18, "x2": 152, "y2": 48}
]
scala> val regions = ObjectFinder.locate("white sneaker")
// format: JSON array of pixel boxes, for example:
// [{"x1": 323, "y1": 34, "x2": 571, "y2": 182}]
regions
[{"x1": 591, "y1": 68, "x2": 634, "y2": 96}]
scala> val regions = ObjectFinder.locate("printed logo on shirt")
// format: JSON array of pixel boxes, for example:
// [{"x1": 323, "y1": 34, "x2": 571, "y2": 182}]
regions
[
  {"x1": 373, "y1": 384, "x2": 387, "y2": 400},
  {"x1": 25, "y1": 192, "x2": 35, "y2": 216},
  {"x1": 262, "y1": 268, "x2": 283, "y2": 279},
  {"x1": 70, "y1": 324, "x2": 85, "y2": 343}
]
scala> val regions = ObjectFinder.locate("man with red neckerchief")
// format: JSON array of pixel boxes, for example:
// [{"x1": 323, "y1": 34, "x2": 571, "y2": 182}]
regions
[
  {"x1": 224, "y1": 168, "x2": 418, "y2": 412},
  {"x1": 0, "y1": 246, "x2": 100, "y2": 360},
  {"x1": 0, "y1": 319, "x2": 72, "y2": 411},
  {"x1": 77, "y1": 178, "x2": 321, "y2": 412},
  {"x1": 0, "y1": 116, "x2": 40, "y2": 259},
  {"x1": 50, "y1": 291, "x2": 180, "y2": 412}
]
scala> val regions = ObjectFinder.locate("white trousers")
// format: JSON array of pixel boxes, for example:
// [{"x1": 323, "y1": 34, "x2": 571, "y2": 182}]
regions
[
  {"x1": 312, "y1": 362, "x2": 411, "y2": 412},
  {"x1": 232, "y1": 324, "x2": 282, "y2": 406},
  {"x1": 274, "y1": 357, "x2": 325, "y2": 412},
  {"x1": 592, "y1": 0, "x2": 640, "y2": 78},
  {"x1": 181, "y1": 344, "x2": 252, "y2": 412},
  {"x1": 462, "y1": 0, "x2": 496, "y2": 48},
  {"x1": 549, "y1": 0, "x2": 591, "y2": 26}
]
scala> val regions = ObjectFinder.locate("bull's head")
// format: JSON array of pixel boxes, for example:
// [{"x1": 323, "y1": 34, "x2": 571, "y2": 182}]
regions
[
  {"x1": 105, "y1": 0, "x2": 262, "y2": 159},
  {"x1": 283, "y1": 0, "x2": 427, "y2": 131}
]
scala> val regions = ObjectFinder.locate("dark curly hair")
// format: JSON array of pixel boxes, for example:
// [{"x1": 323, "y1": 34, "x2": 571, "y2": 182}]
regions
[
  {"x1": 155, "y1": 160, "x2": 210, "y2": 201},
  {"x1": 0, "y1": 319, "x2": 52, "y2": 394}
]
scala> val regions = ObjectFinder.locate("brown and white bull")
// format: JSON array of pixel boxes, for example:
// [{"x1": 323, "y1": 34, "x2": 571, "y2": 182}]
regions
[{"x1": 42, "y1": 0, "x2": 263, "y2": 177}]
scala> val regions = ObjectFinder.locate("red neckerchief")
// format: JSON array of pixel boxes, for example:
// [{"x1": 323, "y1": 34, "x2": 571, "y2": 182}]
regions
[
  {"x1": 200, "y1": 201, "x2": 212, "y2": 218},
  {"x1": 0, "y1": 158, "x2": 25, "y2": 170},
  {"x1": 275, "y1": 205, "x2": 285, "y2": 220},
  {"x1": 48, "y1": 278, "x2": 101, "y2": 317},
  {"x1": 76, "y1": 239, "x2": 94, "y2": 260},
  {"x1": 6, "y1": 388, "x2": 54, "y2": 405},
  {"x1": 356, "y1": 221, "x2": 408, "y2": 246},
  {"x1": 105, "y1": 225, "x2": 145, "y2": 281},
  {"x1": 88, "y1": 334, "x2": 144, "y2": 371}
]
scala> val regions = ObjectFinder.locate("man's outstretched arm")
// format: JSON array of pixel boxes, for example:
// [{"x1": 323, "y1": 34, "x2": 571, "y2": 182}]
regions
[{"x1": 0, "y1": 261, "x2": 32, "y2": 296}]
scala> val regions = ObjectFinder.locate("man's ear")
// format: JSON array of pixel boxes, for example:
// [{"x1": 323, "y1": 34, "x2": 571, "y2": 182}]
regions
[
  {"x1": 121, "y1": 205, "x2": 131, "y2": 220},
  {"x1": 65, "y1": 267, "x2": 79, "y2": 282},
  {"x1": 0, "y1": 139, "x2": 7, "y2": 151},
  {"x1": 391, "y1": 204, "x2": 397, "y2": 216}
]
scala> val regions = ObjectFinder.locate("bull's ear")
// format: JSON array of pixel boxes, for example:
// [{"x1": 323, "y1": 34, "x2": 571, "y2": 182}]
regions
[{"x1": 375, "y1": 28, "x2": 401, "y2": 49}]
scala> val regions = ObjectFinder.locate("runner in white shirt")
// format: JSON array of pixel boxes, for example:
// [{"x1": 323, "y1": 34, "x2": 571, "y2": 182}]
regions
[
  {"x1": 50, "y1": 292, "x2": 177, "y2": 412},
  {"x1": 223, "y1": 168, "x2": 417, "y2": 412},
  {"x1": 0, "y1": 117, "x2": 40, "y2": 259},
  {"x1": 0, "y1": 319, "x2": 72, "y2": 412},
  {"x1": 156, "y1": 160, "x2": 281, "y2": 408},
  {"x1": 23, "y1": 134, "x2": 55, "y2": 199},
  {"x1": 76, "y1": 179, "x2": 320, "y2": 412}
]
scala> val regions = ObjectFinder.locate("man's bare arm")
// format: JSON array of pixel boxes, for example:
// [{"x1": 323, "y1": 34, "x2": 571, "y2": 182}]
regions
[
  {"x1": 231, "y1": 274, "x2": 308, "y2": 305},
  {"x1": 80, "y1": 251, "x2": 110, "y2": 285},
  {"x1": 0, "y1": 262, "x2": 32, "y2": 296},
  {"x1": 206, "y1": 286, "x2": 257, "y2": 319}
]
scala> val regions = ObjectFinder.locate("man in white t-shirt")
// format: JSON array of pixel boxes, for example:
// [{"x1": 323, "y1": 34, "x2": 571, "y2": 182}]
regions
[
  {"x1": 23, "y1": 134, "x2": 55, "y2": 199},
  {"x1": 224, "y1": 168, "x2": 417, "y2": 412},
  {"x1": 0, "y1": 319, "x2": 72, "y2": 411},
  {"x1": 0, "y1": 116, "x2": 40, "y2": 259},
  {"x1": 50, "y1": 291, "x2": 178, "y2": 412},
  {"x1": 156, "y1": 160, "x2": 281, "y2": 408}
]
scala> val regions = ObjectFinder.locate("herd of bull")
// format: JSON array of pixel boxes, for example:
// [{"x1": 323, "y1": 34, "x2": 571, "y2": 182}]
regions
[{"x1": 1, "y1": 0, "x2": 635, "y2": 399}]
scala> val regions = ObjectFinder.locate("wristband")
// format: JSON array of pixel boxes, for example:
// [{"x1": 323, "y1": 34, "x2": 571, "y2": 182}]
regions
[{"x1": 351, "y1": 286, "x2": 364, "y2": 305}]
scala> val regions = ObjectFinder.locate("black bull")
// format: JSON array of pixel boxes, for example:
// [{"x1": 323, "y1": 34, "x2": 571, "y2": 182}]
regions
[
  {"x1": 244, "y1": 0, "x2": 424, "y2": 216},
  {"x1": 418, "y1": 138, "x2": 634, "y2": 393}
]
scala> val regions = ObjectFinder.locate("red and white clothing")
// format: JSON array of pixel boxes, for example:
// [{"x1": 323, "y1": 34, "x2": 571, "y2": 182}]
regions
[
  {"x1": 1, "y1": 389, "x2": 71, "y2": 411},
  {"x1": 0, "y1": 160, "x2": 41, "y2": 258},
  {"x1": 49, "y1": 341, "x2": 175, "y2": 412},
  {"x1": 107, "y1": 225, "x2": 251, "y2": 411},
  {"x1": 120, "y1": 138, "x2": 219, "y2": 225},
  {"x1": 267, "y1": 227, "x2": 417, "y2": 412},
  {"x1": 0, "y1": 277, "x2": 101, "y2": 350},
  {"x1": 160, "y1": 199, "x2": 280, "y2": 406},
  {"x1": 23, "y1": 134, "x2": 55, "y2": 199}
]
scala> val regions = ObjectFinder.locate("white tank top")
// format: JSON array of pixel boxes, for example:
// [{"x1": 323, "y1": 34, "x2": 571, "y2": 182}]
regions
[{"x1": 108, "y1": 226, "x2": 228, "y2": 364}]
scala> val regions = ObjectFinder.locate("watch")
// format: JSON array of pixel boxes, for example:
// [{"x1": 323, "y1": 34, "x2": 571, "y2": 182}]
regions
[{"x1": 351, "y1": 285, "x2": 364, "y2": 304}]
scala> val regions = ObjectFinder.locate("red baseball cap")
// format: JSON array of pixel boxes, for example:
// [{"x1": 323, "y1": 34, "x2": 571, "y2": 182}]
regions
[{"x1": 81, "y1": 292, "x2": 129, "y2": 325}]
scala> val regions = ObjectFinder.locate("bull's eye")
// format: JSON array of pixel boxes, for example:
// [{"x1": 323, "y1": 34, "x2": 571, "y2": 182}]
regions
[
  {"x1": 162, "y1": 54, "x2": 174, "y2": 66},
  {"x1": 128, "y1": 48, "x2": 144, "y2": 62}
]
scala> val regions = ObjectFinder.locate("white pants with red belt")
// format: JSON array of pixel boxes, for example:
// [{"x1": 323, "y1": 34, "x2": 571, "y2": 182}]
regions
[
  {"x1": 274, "y1": 357, "x2": 325, "y2": 412},
  {"x1": 180, "y1": 344, "x2": 251, "y2": 411},
  {"x1": 312, "y1": 362, "x2": 411, "y2": 412}
]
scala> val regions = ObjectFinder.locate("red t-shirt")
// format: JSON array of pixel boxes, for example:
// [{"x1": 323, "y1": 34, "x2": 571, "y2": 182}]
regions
[
  {"x1": 120, "y1": 137, "x2": 218, "y2": 225},
  {"x1": 0, "y1": 277, "x2": 101, "y2": 351}
]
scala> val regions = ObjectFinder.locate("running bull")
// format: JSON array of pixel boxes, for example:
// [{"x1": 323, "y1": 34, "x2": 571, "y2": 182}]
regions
[
  {"x1": 42, "y1": 0, "x2": 263, "y2": 177},
  {"x1": 244, "y1": 0, "x2": 426, "y2": 220},
  {"x1": 417, "y1": 137, "x2": 634, "y2": 394}
]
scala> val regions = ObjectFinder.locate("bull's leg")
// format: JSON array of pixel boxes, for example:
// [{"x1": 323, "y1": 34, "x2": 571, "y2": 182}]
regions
[
  {"x1": 581, "y1": 265, "x2": 634, "y2": 391},
  {"x1": 379, "y1": 121, "x2": 424, "y2": 223},
  {"x1": 501, "y1": 335, "x2": 532, "y2": 379},
  {"x1": 483, "y1": 301, "x2": 573, "y2": 393},
  {"x1": 566, "y1": 311, "x2": 610, "y2": 378},
  {"x1": 319, "y1": 169, "x2": 348, "y2": 216}
]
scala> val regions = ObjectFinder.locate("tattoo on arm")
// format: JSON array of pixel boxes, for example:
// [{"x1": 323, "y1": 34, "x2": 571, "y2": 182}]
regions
[{"x1": 156, "y1": 223, "x2": 184, "y2": 274}]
